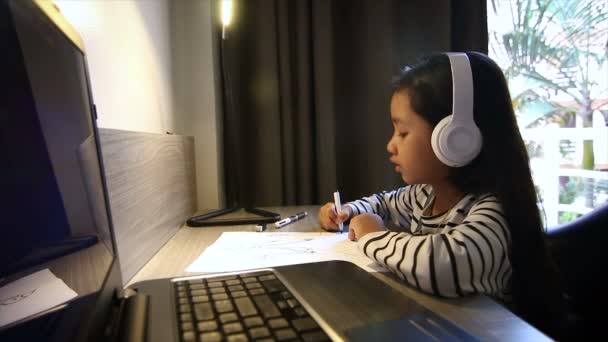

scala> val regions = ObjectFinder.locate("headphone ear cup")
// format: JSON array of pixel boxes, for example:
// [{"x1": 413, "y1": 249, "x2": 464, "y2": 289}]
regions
[
  {"x1": 431, "y1": 115, "x2": 483, "y2": 167},
  {"x1": 431, "y1": 115, "x2": 454, "y2": 166}
]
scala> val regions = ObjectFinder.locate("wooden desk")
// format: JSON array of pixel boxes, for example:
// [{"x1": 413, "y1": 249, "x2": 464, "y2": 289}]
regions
[{"x1": 129, "y1": 206, "x2": 550, "y2": 341}]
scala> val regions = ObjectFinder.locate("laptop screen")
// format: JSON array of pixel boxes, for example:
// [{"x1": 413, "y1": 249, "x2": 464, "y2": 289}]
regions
[{"x1": 1, "y1": 0, "x2": 120, "y2": 338}]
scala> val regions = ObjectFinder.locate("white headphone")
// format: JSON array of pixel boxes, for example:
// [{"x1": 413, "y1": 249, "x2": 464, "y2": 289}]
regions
[{"x1": 430, "y1": 53, "x2": 482, "y2": 167}]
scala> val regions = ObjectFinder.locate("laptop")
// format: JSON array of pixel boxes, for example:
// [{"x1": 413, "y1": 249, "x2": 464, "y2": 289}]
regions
[{"x1": 0, "y1": 1, "x2": 477, "y2": 341}]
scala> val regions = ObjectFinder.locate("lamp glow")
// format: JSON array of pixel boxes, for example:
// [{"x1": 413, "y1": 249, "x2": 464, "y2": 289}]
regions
[{"x1": 221, "y1": 0, "x2": 232, "y2": 27}]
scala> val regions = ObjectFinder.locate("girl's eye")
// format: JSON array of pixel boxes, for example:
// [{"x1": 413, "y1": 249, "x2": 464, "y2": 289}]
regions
[{"x1": 398, "y1": 132, "x2": 407, "y2": 138}]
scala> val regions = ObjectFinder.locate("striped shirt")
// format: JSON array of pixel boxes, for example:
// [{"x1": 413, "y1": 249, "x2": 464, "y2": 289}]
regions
[{"x1": 345, "y1": 184, "x2": 512, "y2": 299}]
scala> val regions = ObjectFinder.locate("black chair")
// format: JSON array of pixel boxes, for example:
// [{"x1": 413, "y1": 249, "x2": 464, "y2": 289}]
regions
[{"x1": 545, "y1": 201, "x2": 608, "y2": 340}]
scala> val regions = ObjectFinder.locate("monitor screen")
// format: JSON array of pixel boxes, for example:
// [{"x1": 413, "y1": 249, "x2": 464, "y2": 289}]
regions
[{"x1": 1, "y1": 1, "x2": 120, "y2": 339}]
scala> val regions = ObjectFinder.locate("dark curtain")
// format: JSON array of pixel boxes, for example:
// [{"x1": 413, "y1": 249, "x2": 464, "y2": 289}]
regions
[{"x1": 222, "y1": 0, "x2": 488, "y2": 207}]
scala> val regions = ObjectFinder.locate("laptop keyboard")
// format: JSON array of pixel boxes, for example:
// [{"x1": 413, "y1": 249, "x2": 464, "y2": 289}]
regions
[{"x1": 174, "y1": 270, "x2": 331, "y2": 342}]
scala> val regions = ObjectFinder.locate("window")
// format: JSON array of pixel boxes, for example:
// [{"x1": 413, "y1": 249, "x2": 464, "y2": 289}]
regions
[{"x1": 487, "y1": 0, "x2": 608, "y2": 227}]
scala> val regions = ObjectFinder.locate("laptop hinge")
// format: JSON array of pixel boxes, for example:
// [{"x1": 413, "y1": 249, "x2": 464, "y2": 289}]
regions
[{"x1": 108, "y1": 288, "x2": 149, "y2": 342}]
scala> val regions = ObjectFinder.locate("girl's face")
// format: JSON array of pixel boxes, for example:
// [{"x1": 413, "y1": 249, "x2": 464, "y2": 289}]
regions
[{"x1": 387, "y1": 90, "x2": 449, "y2": 185}]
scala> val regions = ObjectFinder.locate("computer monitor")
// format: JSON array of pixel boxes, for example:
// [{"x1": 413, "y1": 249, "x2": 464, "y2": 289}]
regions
[{"x1": 1, "y1": 1, "x2": 122, "y2": 340}]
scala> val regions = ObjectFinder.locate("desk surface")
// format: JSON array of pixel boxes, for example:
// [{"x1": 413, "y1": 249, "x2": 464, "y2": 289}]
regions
[{"x1": 129, "y1": 206, "x2": 550, "y2": 341}]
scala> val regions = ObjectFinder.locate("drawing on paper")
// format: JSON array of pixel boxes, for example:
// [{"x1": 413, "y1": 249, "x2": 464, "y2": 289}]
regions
[{"x1": 186, "y1": 232, "x2": 389, "y2": 273}]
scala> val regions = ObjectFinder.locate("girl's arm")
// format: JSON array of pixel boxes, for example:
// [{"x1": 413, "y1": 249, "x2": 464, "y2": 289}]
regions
[
  {"x1": 356, "y1": 196, "x2": 511, "y2": 298},
  {"x1": 343, "y1": 185, "x2": 417, "y2": 229}
]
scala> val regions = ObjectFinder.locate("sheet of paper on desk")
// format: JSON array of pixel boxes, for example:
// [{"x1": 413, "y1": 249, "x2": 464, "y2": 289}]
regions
[
  {"x1": 185, "y1": 232, "x2": 389, "y2": 273},
  {"x1": 0, "y1": 269, "x2": 78, "y2": 328}
]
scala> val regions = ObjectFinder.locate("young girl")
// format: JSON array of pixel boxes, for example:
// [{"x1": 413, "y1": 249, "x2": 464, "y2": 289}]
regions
[{"x1": 319, "y1": 52, "x2": 563, "y2": 338}]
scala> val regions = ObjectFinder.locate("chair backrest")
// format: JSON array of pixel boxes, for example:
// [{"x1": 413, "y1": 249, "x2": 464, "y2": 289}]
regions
[{"x1": 545, "y1": 202, "x2": 608, "y2": 339}]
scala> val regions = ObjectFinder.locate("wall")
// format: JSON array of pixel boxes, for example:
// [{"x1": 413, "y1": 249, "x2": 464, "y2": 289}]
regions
[
  {"x1": 54, "y1": 0, "x2": 174, "y2": 134},
  {"x1": 170, "y1": 0, "x2": 225, "y2": 210},
  {"x1": 55, "y1": 0, "x2": 224, "y2": 210}
]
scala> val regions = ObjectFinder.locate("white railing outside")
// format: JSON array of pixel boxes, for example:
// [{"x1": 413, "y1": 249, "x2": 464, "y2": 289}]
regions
[{"x1": 520, "y1": 126, "x2": 608, "y2": 228}]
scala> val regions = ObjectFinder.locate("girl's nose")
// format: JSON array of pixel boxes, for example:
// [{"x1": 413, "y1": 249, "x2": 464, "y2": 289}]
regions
[{"x1": 387, "y1": 136, "x2": 396, "y2": 154}]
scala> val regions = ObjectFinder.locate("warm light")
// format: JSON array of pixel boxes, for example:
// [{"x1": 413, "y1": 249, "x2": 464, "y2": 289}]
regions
[{"x1": 221, "y1": 0, "x2": 232, "y2": 27}]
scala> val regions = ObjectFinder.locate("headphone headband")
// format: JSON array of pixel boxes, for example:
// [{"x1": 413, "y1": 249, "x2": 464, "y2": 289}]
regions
[{"x1": 445, "y1": 53, "x2": 475, "y2": 126}]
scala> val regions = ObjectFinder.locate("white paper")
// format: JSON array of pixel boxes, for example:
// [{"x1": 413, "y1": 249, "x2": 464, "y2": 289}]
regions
[
  {"x1": 0, "y1": 269, "x2": 78, "y2": 328},
  {"x1": 186, "y1": 232, "x2": 388, "y2": 273}
]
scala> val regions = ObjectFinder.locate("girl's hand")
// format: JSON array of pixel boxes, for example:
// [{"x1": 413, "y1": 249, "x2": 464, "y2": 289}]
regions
[
  {"x1": 319, "y1": 202, "x2": 352, "y2": 231},
  {"x1": 348, "y1": 213, "x2": 385, "y2": 241}
]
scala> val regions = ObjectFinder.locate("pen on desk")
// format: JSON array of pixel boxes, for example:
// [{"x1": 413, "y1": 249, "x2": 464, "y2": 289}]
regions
[
  {"x1": 274, "y1": 211, "x2": 308, "y2": 228},
  {"x1": 333, "y1": 190, "x2": 343, "y2": 233}
]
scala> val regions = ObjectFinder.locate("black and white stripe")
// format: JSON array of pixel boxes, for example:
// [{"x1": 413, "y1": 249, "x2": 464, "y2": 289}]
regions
[
  {"x1": 347, "y1": 184, "x2": 511, "y2": 299},
  {"x1": 345, "y1": 186, "x2": 418, "y2": 228}
]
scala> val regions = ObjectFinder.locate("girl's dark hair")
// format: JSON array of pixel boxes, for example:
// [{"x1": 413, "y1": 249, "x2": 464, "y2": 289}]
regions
[{"x1": 392, "y1": 52, "x2": 564, "y2": 338}]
